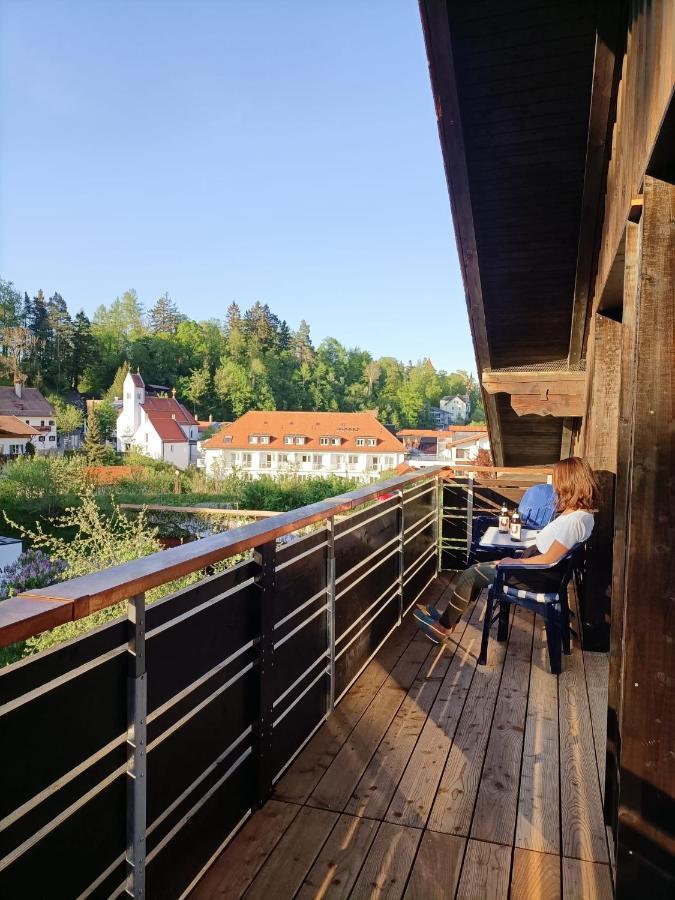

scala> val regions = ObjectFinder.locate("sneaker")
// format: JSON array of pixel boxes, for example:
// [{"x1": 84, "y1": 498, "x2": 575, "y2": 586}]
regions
[{"x1": 413, "y1": 609, "x2": 449, "y2": 643}]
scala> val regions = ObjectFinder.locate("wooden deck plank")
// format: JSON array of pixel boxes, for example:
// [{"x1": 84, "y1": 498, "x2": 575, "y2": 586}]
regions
[
  {"x1": 190, "y1": 800, "x2": 300, "y2": 900},
  {"x1": 274, "y1": 613, "x2": 421, "y2": 804},
  {"x1": 427, "y1": 604, "x2": 509, "y2": 836},
  {"x1": 583, "y1": 651, "x2": 609, "y2": 801},
  {"x1": 243, "y1": 806, "x2": 338, "y2": 899},
  {"x1": 384, "y1": 599, "x2": 483, "y2": 828},
  {"x1": 511, "y1": 848, "x2": 561, "y2": 900},
  {"x1": 296, "y1": 813, "x2": 380, "y2": 900},
  {"x1": 349, "y1": 822, "x2": 421, "y2": 900},
  {"x1": 516, "y1": 620, "x2": 561, "y2": 855},
  {"x1": 562, "y1": 857, "x2": 613, "y2": 900},
  {"x1": 559, "y1": 649, "x2": 609, "y2": 862},
  {"x1": 308, "y1": 634, "x2": 434, "y2": 812},
  {"x1": 455, "y1": 839, "x2": 511, "y2": 900},
  {"x1": 471, "y1": 606, "x2": 534, "y2": 845},
  {"x1": 402, "y1": 831, "x2": 465, "y2": 900}
]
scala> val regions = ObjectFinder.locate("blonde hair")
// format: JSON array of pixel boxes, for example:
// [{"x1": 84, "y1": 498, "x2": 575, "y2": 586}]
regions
[{"x1": 552, "y1": 457, "x2": 599, "y2": 512}]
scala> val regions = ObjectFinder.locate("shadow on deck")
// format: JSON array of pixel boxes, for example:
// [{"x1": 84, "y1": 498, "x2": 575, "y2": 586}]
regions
[{"x1": 192, "y1": 572, "x2": 612, "y2": 900}]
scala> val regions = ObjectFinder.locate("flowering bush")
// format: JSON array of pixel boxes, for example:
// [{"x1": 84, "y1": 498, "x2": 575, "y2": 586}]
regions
[{"x1": 0, "y1": 548, "x2": 66, "y2": 601}]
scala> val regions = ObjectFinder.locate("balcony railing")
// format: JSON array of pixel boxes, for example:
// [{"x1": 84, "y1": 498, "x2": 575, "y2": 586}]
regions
[{"x1": 0, "y1": 464, "x2": 549, "y2": 899}]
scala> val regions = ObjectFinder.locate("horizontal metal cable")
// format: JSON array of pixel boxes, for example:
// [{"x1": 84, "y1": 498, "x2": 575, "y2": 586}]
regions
[
  {"x1": 403, "y1": 483, "x2": 435, "y2": 505},
  {"x1": 402, "y1": 543, "x2": 436, "y2": 586},
  {"x1": 272, "y1": 714, "x2": 328, "y2": 785},
  {"x1": 335, "y1": 503, "x2": 395, "y2": 540},
  {"x1": 335, "y1": 544, "x2": 400, "y2": 601},
  {"x1": 273, "y1": 603, "x2": 328, "y2": 650},
  {"x1": 273, "y1": 666, "x2": 329, "y2": 728},
  {"x1": 147, "y1": 576, "x2": 256, "y2": 639},
  {"x1": 334, "y1": 534, "x2": 399, "y2": 586},
  {"x1": 335, "y1": 589, "x2": 398, "y2": 661},
  {"x1": 404, "y1": 507, "x2": 436, "y2": 535},
  {"x1": 335, "y1": 578, "x2": 400, "y2": 647},
  {"x1": 403, "y1": 573, "x2": 438, "y2": 619},
  {"x1": 275, "y1": 540, "x2": 327, "y2": 572},
  {"x1": 273, "y1": 652, "x2": 329, "y2": 709},
  {"x1": 334, "y1": 621, "x2": 400, "y2": 705},
  {"x1": 404, "y1": 512, "x2": 436, "y2": 545},
  {"x1": 274, "y1": 587, "x2": 327, "y2": 631}
]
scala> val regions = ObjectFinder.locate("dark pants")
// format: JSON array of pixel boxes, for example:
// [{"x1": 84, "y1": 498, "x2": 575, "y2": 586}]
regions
[{"x1": 440, "y1": 561, "x2": 498, "y2": 629}]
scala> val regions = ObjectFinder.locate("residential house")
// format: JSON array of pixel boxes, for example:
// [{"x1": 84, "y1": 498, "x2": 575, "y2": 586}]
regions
[
  {"x1": 398, "y1": 425, "x2": 488, "y2": 466},
  {"x1": 441, "y1": 431, "x2": 491, "y2": 465},
  {"x1": 202, "y1": 410, "x2": 406, "y2": 481},
  {"x1": 115, "y1": 371, "x2": 198, "y2": 469},
  {"x1": 429, "y1": 394, "x2": 469, "y2": 427},
  {"x1": 0, "y1": 382, "x2": 57, "y2": 453},
  {"x1": 0, "y1": 416, "x2": 41, "y2": 457}
]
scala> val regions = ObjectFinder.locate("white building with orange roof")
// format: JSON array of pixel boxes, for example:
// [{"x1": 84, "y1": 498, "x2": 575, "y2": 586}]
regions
[
  {"x1": 115, "y1": 370, "x2": 198, "y2": 469},
  {"x1": 201, "y1": 411, "x2": 406, "y2": 482}
]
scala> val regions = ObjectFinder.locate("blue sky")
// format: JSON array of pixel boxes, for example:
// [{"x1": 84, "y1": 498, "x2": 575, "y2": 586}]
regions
[{"x1": 0, "y1": 0, "x2": 474, "y2": 372}]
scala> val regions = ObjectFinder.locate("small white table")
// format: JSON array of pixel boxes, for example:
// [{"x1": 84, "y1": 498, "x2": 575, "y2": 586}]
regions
[{"x1": 479, "y1": 525, "x2": 539, "y2": 551}]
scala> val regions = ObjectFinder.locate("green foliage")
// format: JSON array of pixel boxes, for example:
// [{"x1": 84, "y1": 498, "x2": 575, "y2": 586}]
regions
[
  {"x1": 94, "y1": 398, "x2": 118, "y2": 440},
  {"x1": 47, "y1": 395, "x2": 84, "y2": 433},
  {"x1": 2, "y1": 274, "x2": 483, "y2": 427},
  {"x1": 83, "y1": 412, "x2": 106, "y2": 463}
]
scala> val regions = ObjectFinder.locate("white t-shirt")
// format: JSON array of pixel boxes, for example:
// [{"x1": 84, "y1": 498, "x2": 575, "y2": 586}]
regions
[{"x1": 535, "y1": 510, "x2": 594, "y2": 553}]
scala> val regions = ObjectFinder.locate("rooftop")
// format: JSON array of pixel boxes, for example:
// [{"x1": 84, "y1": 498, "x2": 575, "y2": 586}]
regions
[{"x1": 0, "y1": 387, "x2": 55, "y2": 418}]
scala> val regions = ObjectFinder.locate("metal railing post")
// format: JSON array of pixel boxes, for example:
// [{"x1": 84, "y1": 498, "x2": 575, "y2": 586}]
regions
[
  {"x1": 396, "y1": 490, "x2": 405, "y2": 623},
  {"x1": 326, "y1": 517, "x2": 336, "y2": 715},
  {"x1": 433, "y1": 475, "x2": 441, "y2": 573},
  {"x1": 253, "y1": 541, "x2": 276, "y2": 806},
  {"x1": 126, "y1": 593, "x2": 147, "y2": 899},
  {"x1": 466, "y1": 476, "x2": 474, "y2": 566}
]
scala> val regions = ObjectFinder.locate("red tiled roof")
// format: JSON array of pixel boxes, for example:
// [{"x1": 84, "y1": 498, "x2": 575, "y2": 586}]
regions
[
  {"x1": 0, "y1": 416, "x2": 40, "y2": 437},
  {"x1": 203, "y1": 411, "x2": 406, "y2": 453},
  {"x1": 147, "y1": 415, "x2": 188, "y2": 443},
  {"x1": 142, "y1": 396, "x2": 196, "y2": 426},
  {"x1": 130, "y1": 372, "x2": 145, "y2": 388},
  {"x1": 0, "y1": 387, "x2": 55, "y2": 417},
  {"x1": 397, "y1": 429, "x2": 448, "y2": 438}
]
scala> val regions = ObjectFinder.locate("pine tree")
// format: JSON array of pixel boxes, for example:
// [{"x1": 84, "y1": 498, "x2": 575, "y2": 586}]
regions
[
  {"x1": 292, "y1": 320, "x2": 314, "y2": 364},
  {"x1": 70, "y1": 311, "x2": 95, "y2": 390},
  {"x1": 105, "y1": 361, "x2": 129, "y2": 401},
  {"x1": 83, "y1": 410, "x2": 106, "y2": 464},
  {"x1": 149, "y1": 292, "x2": 180, "y2": 334}
]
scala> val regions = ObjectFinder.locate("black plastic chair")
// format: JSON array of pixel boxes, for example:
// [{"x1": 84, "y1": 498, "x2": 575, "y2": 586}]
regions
[{"x1": 477, "y1": 544, "x2": 583, "y2": 674}]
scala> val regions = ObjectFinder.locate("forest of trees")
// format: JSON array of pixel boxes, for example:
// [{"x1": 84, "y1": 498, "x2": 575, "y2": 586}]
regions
[{"x1": 0, "y1": 278, "x2": 484, "y2": 429}]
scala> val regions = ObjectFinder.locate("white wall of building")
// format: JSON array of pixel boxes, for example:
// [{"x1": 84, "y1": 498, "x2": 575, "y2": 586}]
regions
[
  {"x1": 203, "y1": 448, "x2": 404, "y2": 482},
  {"x1": 0, "y1": 539, "x2": 22, "y2": 570}
]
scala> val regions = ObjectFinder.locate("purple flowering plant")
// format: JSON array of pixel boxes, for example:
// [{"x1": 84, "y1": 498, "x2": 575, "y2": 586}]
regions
[{"x1": 0, "y1": 549, "x2": 66, "y2": 601}]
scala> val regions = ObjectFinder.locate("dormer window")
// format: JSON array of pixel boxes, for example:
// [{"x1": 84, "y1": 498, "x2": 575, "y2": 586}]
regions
[
  {"x1": 284, "y1": 435, "x2": 294, "y2": 445},
  {"x1": 320, "y1": 436, "x2": 342, "y2": 446},
  {"x1": 249, "y1": 433, "x2": 271, "y2": 445},
  {"x1": 249, "y1": 435, "x2": 258, "y2": 444},
  {"x1": 367, "y1": 438, "x2": 377, "y2": 446},
  {"x1": 223, "y1": 435, "x2": 232, "y2": 443},
  {"x1": 284, "y1": 434, "x2": 305, "y2": 445},
  {"x1": 356, "y1": 438, "x2": 366, "y2": 446}
]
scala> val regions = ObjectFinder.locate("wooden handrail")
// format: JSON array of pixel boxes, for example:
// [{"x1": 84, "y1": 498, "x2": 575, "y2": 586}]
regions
[{"x1": 0, "y1": 467, "x2": 447, "y2": 649}]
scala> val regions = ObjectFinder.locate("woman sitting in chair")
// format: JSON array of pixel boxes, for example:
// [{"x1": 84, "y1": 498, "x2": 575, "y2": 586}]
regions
[{"x1": 414, "y1": 456, "x2": 599, "y2": 643}]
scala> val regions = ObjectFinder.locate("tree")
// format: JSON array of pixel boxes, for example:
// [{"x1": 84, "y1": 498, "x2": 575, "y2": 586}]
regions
[
  {"x1": 48, "y1": 396, "x2": 83, "y2": 434},
  {"x1": 46, "y1": 293, "x2": 73, "y2": 393},
  {"x1": 105, "y1": 362, "x2": 129, "y2": 402},
  {"x1": 178, "y1": 366, "x2": 212, "y2": 416},
  {"x1": 0, "y1": 279, "x2": 22, "y2": 331},
  {"x1": 149, "y1": 292, "x2": 181, "y2": 334},
  {"x1": 292, "y1": 320, "x2": 314, "y2": 363},
  {"x1": 83, "y1": 412, "x2": 106, "y2": 464},
  {"x1": 94, "y1": 399, "x2": 119, "y2": 442},
  {"x1": 70, "y1": 311, "x2": 95, "y2": 390}
]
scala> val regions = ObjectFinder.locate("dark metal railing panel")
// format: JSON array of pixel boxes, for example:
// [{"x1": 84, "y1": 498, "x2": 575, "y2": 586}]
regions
[
  {"x1": 442, "y1": 478, "x2": 471, "y2": 568},
  {"x1": 271, "y1": 671, "x2": 329, "y2": 780},
  {"x1": 335, "y1": 588, "x2": 399, "y2": 699}
]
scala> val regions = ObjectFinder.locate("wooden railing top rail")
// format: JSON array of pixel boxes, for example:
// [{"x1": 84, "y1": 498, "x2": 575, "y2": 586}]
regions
[{"x1": 0, "y1": 466, "x2": 447, "y2": 650}]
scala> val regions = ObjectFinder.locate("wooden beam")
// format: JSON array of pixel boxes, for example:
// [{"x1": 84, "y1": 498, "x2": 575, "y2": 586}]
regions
[
  {"x1": 482, "y1": 370, "x2": 586, "y2": 418},
  {"x1": 615, "y1": 177, "x2": 675, "y2": 895},
  {"x1": 418, "y1": 0, "x2": 504, "y2": 465},
  {"x1": 510, "y1": 394, "x2": 585, "y2": 418}
]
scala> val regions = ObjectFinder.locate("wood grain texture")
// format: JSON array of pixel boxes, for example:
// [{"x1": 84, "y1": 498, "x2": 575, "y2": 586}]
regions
[
  {"x1": 471, "y1": 607, "x2": 534, "y2": 844},
  {"x1": 559, "y1": 649, "x2": 608, "y2": 862},
  {"x1": 349, "y1": 823, "x2": 421, "y2": 900},
  {"x1": 384, "y1": 598, "x2": 483, "y2": 828},
  {"x1": 190, "y1": 800, "x2": 300, "y2": 900},
  {"x1": 562, "y1": 857, "x2": 613, "y2": 900},
  {"x1": 428, "y1": 605, "x2": 509, "y2": 836},
  {"x1": 455, "y1": 839, "x2": 511, "y2": 900},
  {"x1": 511, "y1": 848, "x2": 560, "y2": 900},
  {"x1": 296, "y1": 814, "x2": 379, "y2": 900},
  {"x1": 583, "y1": 652, "x2": 609, "y2": 801},
  {"x1": 516, "y1": 621, "x2": 561, "y2": 854},
  {"x1": 244, "y1": 806, "x2": 338, "y2": 899},
  {"x1": 402, "y1": 831, "x2": 465, "y2": 900},
  {"x1": 309, "y1": 635, "x2": 432, "y2": 811}
]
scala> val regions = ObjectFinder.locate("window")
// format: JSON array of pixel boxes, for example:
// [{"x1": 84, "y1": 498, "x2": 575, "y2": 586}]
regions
[
  {"x1": 249, "y1": 435, "x2": 258, "y2": 444},
  {"x1": 348, "y1": 455, "x2": 358, "y2": 465},
  {"x1": 260, "y1": 453, "x2": 273, "y2": 468},
  {"x1": 295, "y1": 436, "x2": 305, "y2": 445},
  {"x1": 312, "y1": 454, "x2": 322, "y2": 467},
  {"x1": 356, "y1": 438, "x2": 366, "y2": 446},
  {"x1": 169, "y1": 444, "x2": 174, "y2": 452},
  {"x1": 223, "y1": 435, "x2": 232, "y2": 443},
  {"x1": 383, "y1": 456, "x2": 394, "y2": 468},
  {"x1": 25, "y1": 420, "x2": 29, "y2": 424},
  {"x1": 49, "y1": 420, "x2": 54, "y2": 426},
  {"x1": 48, "y1": 435, "x2": 56, "y2": 442},
  {"x1": 284, "y1": 435, "x2": 294, "y2": 445},
  {"x1": 301, "y1": 454, "x2": 311, "y2": 463},
  {"x1": 40, "y1": 420, "x2": 45, "y2": 427},
  {"x1": 9, "y1": 444, "x2": 19, "y2": 454},
  {"x1": 259, "y1": 435, "x2": 270, "y2": 444},
  {"x1": 367, "y1": 438, "x2": 377, "y2": 446},
  {"x1": 241, "y1": 453, "x2": 252, "y2": 467},
  {"x1": 320, "y1": 437, "x2": 331, "y2": 446},
  {"x1": 38, "y1": 436, "x2": 45, "y2": 442},
  {"x1": 277, "y1": 453, "x2": 288, "y2": 464},
  {"x1": 455, "y1": 448, "x2": 469, "y2": 460},
  {"x1": 333, "y1": 437, "x2": 341, "y2": 445}
]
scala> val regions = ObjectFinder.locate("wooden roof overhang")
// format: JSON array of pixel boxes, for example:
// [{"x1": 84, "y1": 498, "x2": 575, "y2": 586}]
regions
[{"x1": 419, "y1": 0, "x2": 604, "y2": 465}]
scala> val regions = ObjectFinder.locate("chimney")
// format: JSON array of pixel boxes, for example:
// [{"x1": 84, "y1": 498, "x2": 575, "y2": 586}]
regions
[{"x1": 14, "y1": 380, "x2": 22, "y2": 399}]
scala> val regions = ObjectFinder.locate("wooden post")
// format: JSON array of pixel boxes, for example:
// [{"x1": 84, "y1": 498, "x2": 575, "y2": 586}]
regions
[
  {"x1": 253, "y1": 541, "x2": 276, "y2": 806},
  {"x1": 613, "y1": 177, "x2": 675, "y2": 897},
  {"x1": 326, "y1": 517, "x2": 336, "y2": 715}
]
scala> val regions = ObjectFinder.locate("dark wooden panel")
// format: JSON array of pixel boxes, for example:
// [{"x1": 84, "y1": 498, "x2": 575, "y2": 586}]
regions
[
  {"x1": 335, "y1": 592, "x2": 399, "y2": 698},
  {"x1": 273, "y1": 612, "x2": 327, "y2": 709},
  {"x1": 403, "y1": 554, "x2": 438, "y2": 614},
  {"x1": 404, "y1": 522, "x2": 435, "y2": 573},
  {"x1": 334, "y1": 504, "x2": 398, "y2": 582},
  {"x1": 273, "y1": 545, "x2": 326, "y2": 627},
  {"x1": 442, "y1": 480, "x2": 469, "y2": 569},
  {"x1": 276, "y1": 527, "x2": 326, "y2": 566},
  {"x1": 272, "y1": 673, "x2": 328, "y2": 779},
  {"x1": 335, "y1": 554, "x2": 399, "y2": 642}
]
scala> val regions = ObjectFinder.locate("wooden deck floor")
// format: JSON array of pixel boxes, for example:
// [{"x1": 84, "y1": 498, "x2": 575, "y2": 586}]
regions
[{"x1": 192, "y1": 572, "x2": 612, "y2": 900}]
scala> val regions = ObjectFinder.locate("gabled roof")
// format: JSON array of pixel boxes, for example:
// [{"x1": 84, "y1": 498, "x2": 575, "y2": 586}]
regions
[
  {"x1": 142, "y1": 396, "x2": 196, "y2": 426},
  {"x1": 0, "y1": 387, "x2": 55, "y2": 417},
  {"x1": 203, "y1": 411, "x2": 406, "y2": 453},
  {"x1": 0, "y1": 416, "x2": 40, "y2": 437},
  {"x1": 130, "y1": 372, "x2": 145, "y2": 388},
  {"x1": 146, "y1": 414, "x2": 189, "y2": 443}
]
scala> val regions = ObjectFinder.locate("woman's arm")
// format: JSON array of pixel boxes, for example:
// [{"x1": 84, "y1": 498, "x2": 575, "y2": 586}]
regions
[{"x1": 498, "y1": 539, "x2": 570, "y2": 567}]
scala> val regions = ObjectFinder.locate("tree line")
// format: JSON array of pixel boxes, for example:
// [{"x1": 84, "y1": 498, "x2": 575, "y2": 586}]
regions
[{"x1": 0, "y1": 278, "x2": 484, "y2": 428}]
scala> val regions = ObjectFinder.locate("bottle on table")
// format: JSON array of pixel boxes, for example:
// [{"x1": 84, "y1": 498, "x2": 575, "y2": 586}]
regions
[
  {"x1": 498, "y1": 503, "x2": 510, "y2": 534},
  {"x1": 510, "y1": 509, "x2": 522, "y2": 542}
]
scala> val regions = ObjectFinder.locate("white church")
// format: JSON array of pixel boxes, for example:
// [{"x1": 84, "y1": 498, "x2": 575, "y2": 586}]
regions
[{"x1": 115, "y1": 370, "x2": 198, "y2": 469}]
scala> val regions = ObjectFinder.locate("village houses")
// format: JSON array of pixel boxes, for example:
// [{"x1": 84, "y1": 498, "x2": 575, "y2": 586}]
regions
[
  {"x1": 202, "y1": 410, "x2": 406, "y2": 481},
  {"x1": 0, "y1": 381, "x2": 56, "y2": 456}
]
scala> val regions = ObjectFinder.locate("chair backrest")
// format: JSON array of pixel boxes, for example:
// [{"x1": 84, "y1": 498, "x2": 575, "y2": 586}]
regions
[{"x1": 518, "y1": 482, "x2": 557, "y2": 529}]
